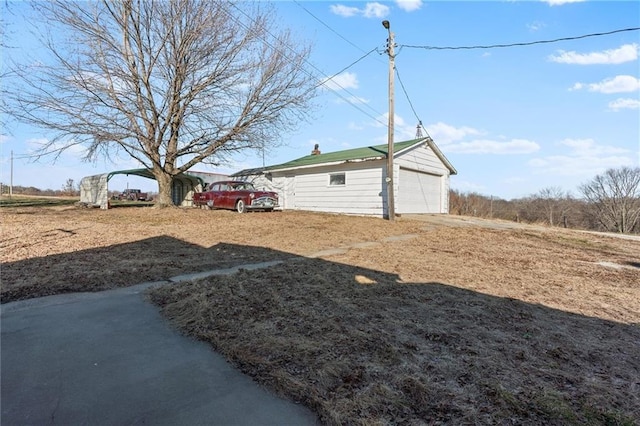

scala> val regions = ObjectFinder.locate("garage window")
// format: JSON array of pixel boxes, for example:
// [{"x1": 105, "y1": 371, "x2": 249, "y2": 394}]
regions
[{"x1": 329, "y1": 173, "x2": 346, "y2": 186}]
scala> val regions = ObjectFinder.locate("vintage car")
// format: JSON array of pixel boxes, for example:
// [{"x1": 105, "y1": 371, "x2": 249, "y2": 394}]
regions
[
  {"x1": 192, "y1": 181, "x2": 279, "y2": 213},
  {"x1": 115, "y1": 188, "x2": 149, "y2": 201}
]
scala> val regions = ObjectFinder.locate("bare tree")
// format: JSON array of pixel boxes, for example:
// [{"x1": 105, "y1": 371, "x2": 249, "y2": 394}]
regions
[
  {"x1": 4, "y1": 0, "x2": 316, "y2": 206},
  {"x1": 61, "y1": 178, "x2": 77, "y2": 196},
  {"x1": 579, "y1": 167, "x2": 640, "y2": 234},
  {"x1": 532, "y1": 186, "x2": 574, "y2": 227}
]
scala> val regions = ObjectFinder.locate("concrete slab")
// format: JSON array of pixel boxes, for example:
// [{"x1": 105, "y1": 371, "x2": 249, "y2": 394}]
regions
[
  {"x1": 168, "y1": 260, "x2": 285, "y2": 283},
  {"x1": 1, "y1": 286, "x2": 318, "y2": 425},
  {"x1": 382, "y1": 234, "x2": 419, "y2": 242}
]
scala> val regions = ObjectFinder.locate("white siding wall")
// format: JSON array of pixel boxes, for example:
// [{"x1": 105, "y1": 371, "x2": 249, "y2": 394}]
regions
[
  {"x1": 234, "y1": 173, "x2": 287, "y2": 209},
  {"x1": 242, "y1": 174, "x2": 279, "y2": 193},
  {"x1": 442, "y1": 173, "x2": 450, "y2": 214},
  {"x1": 272, "y1": 160, "x2": 386, "y2": 215},
  {"x1": 237, "y1": 142, "x2": 452, "y2": 216},
  {"x1": 395, "y1": 143, "x2": 449, "y2": 175},
  {"x1": 395, "y1": 143, "x2": 451, "y2": 214}
]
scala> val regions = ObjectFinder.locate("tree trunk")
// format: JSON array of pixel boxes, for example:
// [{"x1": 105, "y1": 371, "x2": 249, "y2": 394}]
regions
[{"x1": 154, "y1": 172, "x2": 174, "y2": 208}]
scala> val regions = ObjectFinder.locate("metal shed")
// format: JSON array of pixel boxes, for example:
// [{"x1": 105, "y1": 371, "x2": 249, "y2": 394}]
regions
[{"x1": 79, "y1": 168, "x2": 204, "y2": 209}]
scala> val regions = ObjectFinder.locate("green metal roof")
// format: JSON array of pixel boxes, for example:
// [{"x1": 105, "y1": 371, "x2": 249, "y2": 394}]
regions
[
  {"x1": 106, "y1": 168, "x2": 204, "y2": 186},
  {"x1": 265, "y1": 139, "x2": 424, "y2": 172}
]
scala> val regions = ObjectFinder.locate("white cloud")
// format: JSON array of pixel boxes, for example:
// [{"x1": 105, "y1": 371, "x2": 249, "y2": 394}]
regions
[
  {"x1": 363, "y1": 3, "x2": 390, "y2": 18},
  {"x1": 529, "y1": 138, "x2": 632, "y2": 176},
  {"x1": 26, "y1": 137, "x2": 50, "y2": 151},
  {"x1": 549, "y1": 43, "x2": 639, "y2": 65},
  {"x1": 330, "y1": 2, "x2": 389, "y2": 18},
  {"x1": 320, "y1": 72, "x2": 359, "y2": 91},
  {"x1": 544, "y1": 0, "x2": 586, "y2": 6},
  {"x1": 26, "y1": 137, "x2": 88, "y2": 159},
  {"x1": 373, "y1": 113, "x2": 410, "y2": 131},
  {"x1": 527, "y1": 21, "x2": 546, "y2": 32},
  {"x1": 446, "y1": 139, "x2": 540, "y2": 155},
  {"x1": 451, "y1": 179, "x2": 486, "y2": 193},
  {"x1": 372, "y1": 112, "x2": 407, "y2": 128},
  {"x1": 608, "y1": 98, "x2": 640, "y2": 111},
  {"x1": 571, "y1": 75, "x2": 640, "y2": 94},
  {"x1": 396, "y1": 0, "x2": 422, "y2": 12},
  {"x1": 529, "y1": 155, "x2": 632, "y2": 176},
  {"x1": 329, "y1": 4, "x2": 360, "y2": 17},
  {"x1": 560, "y1": 138, "x2": 629, "y2": 155},
  {"x1": 588, "y1": 75, "x2": 640, "y2": 94},
  {"x1": 425, "y1": 122, "x2": 482, "y2": 144},
  {"x1": 0, "y1": 134, "x2": 11, "y2": 144},
  {"x1": 370, "y1": 113, "x2": 422, "y2": 140}
]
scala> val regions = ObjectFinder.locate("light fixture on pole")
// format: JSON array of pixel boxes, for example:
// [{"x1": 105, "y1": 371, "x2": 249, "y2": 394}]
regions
[{"x1": 382, "y1": 20, "x2": 395, "y2": 221}]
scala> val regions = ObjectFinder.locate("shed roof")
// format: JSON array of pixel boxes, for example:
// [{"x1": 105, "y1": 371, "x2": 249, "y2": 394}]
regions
[
  {"x1": 233, "y1": 138, "x2": 456, "y2": 176},
  {"x1": 105, "y1": 168, "x2": 204, "y2": 186}
]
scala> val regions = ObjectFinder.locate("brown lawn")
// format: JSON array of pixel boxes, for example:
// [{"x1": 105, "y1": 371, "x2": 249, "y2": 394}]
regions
[{"x1": 2, "y1": 204, "x2": 639, "y2": 424}]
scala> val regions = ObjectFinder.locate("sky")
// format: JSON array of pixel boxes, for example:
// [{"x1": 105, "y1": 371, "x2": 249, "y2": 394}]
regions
[{"x1": 1, "y1": 0, "x2": 639, "y2": 200}]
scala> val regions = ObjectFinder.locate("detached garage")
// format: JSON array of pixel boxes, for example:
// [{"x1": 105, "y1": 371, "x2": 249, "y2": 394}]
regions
[
  {"x1": 398, "y1": 168, "x2": 442, "y2": 214},
  {"x1": 233, "y1": 138, "x2": 457, "y2": 217}
]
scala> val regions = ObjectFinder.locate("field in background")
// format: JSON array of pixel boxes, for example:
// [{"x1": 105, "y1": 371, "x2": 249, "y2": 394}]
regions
[
  {"x1": 2, "y1": 203, "x2": 639, "y2": 424},
  {"x1": 0, "y1": 194, "x2": 79, "y2": 208}
]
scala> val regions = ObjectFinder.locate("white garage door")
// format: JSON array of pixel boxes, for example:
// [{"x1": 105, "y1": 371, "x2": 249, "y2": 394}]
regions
[{"x1": 398, "y1": 168, "x2": 441, "y2": 214}]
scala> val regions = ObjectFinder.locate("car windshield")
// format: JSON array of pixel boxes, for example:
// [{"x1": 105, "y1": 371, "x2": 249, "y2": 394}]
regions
[{"x1": 230, "y1": 182, "x2": 255, "y2": 191}]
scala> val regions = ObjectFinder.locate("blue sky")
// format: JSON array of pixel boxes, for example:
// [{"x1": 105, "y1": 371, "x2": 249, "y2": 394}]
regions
[{"x1": 1, "y1": 0, "x2": 639, "y2": 199}]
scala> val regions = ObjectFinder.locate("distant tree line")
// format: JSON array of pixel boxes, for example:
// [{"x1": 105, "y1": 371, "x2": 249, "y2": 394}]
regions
[
  {"x1": 1, "y1": 179, "x2": 160, "y2": 200},
  {"x1": 1, "y1": 184, "x2": 63, "y2": 197},
  {"x1": 0, "y1": 179, "x2": 80, "y2": 197},
  {"x1": 450, "y1": 166, "x2": 640, "y2": 234}
]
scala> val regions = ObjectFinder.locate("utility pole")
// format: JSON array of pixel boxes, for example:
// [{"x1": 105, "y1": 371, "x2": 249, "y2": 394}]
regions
[
  {"x1": 10, "y1": 150, "x2": 13, "y2": 198},
  {"x1": 382, "y1": 20, "x2": 395, "y2": 221}
]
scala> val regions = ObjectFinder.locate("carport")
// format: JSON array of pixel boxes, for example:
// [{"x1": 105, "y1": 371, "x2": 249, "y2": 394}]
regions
[{"x1": 79, "y1": 168, "x2": 204, "y2": 209}]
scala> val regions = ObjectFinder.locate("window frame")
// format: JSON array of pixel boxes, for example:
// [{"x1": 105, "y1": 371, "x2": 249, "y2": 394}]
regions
[{"x1": 328, "y1": 172, "x2": 346, "y2": 187}]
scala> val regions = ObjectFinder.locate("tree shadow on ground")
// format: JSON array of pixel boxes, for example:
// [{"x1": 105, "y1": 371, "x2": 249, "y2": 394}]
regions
[
  {"x1": 624, "y1": 260, "x2": 640, "y2": 269},
  {"x1": 107, "y1": 202, "x2": 155, "y2": 208},
  {"x1": 3, "y1": 238, "x2": 639, "y2": 424},
  {"x1": 148, "y1": 243, "x2": 640, "y2": 426},
  {"x1": 1, "y1": 236, "x2": 297, "y2": 303}
]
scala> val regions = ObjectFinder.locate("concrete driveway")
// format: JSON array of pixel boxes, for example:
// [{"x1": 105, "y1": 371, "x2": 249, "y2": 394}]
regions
[
  {"x1": 403, "y1": 214, "x2": 640, "y2": 241},
  {"x1": 1, "y1": 283, "x2": 318, "y2": 425}
]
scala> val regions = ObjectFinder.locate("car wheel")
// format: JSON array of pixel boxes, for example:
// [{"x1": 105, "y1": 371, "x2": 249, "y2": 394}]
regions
[
  {"x1": 236, "y1": 199, "x2": 246, "y2": 213},
  {"x1": 206, "y1": 200, "x2": 214, "y2": 210}
]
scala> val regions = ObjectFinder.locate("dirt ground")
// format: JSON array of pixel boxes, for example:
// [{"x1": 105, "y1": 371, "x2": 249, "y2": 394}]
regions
[
  {"x1": 1, "y1": 205, "x2": 425, "y2": 301},
  {"x1": 2, "y1": 204, "x2": 639, "y2": 424}
]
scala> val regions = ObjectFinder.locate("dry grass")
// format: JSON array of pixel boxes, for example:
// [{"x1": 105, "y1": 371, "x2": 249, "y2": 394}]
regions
[
  {"x1": 149, "y1": 228, "x2": 640, "y2": 425},
  {"x1": 0, "y1": 205, "x2": 422, "y2": 302},
  {"x1": 2, "y1": 203, "x2": 639, "y2": 424}
]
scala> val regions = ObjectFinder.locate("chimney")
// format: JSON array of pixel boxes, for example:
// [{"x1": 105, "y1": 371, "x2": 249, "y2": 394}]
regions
[{"x1": 311, "y1": 144, "x2": 321, "y2": 155}]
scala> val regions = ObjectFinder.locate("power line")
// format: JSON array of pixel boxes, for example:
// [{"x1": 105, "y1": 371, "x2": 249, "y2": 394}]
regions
[
  {"x1": 315, "y1": 48, "x2": 377, "y2": 90},
  {"x1": 401, "y1": 27, "x2": 640, "y2": 51},
  {"x1": 395, "y1": 65, "x2": 432, "y2": 139},
  {"x1": 391, "y1": 27, "x2": 640, "y2": 139},
  {"x1": 395, "y1": 66, "x2": 420, "y2": 125},
  {"x1": 227, "y1": 3, "x2": 387, "y2": 126},
  {"x1": 292, "y1": 0, "x2": 365, "y2": 54}
]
